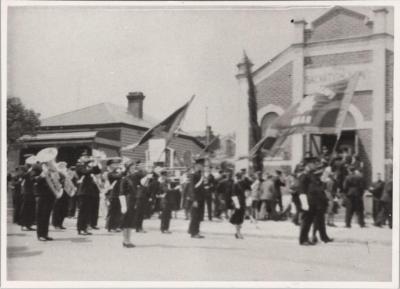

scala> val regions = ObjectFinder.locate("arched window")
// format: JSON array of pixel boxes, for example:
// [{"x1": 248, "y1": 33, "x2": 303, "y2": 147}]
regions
[{"x1": 260, "y1": 112, "x2": 279, "y2": 137}]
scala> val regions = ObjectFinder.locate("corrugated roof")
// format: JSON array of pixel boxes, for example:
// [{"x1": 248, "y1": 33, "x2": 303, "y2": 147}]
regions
[
  {"x1": 39, "y1": 102, "x2": 202, "y2": 145},
  {"x1": 19, "y1": 131, "x2": 97, "y2": 141},
  {"x1": 41, "y1": 102, "x2": 156, "y2": 128}
]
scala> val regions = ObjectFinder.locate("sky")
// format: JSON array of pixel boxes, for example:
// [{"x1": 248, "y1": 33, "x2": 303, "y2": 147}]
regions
[{"x1": 7, "y1": 4, "x2": 393, "y2": 135}]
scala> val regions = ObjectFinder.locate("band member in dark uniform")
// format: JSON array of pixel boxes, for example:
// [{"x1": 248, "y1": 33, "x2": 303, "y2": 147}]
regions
[
  {"x1": 188, "y1": 158, "x2": 205, "y2": 238},
  {"x1": 11, "y1": 166, "x2": 24, "y2": 225},
  {"x1": 105, "y1": 159, "x2": 124, "y2": 232},
  {"x1": 75, "y1": 151, "x2": 101, "y2": 235},
  {"x1": 229, "y1": 172, "x2": 246, "y2": 239},
  {"x1": 119, "y1": 161, "x2": 144, "y2": 248},
  {"x1": 89, "y1": 172, "x2": 102, "y2": 230},
  {"x1": 34, "y1": 150, "x2": 64, "y2": 241},
  {"x1": 67, "y1": 166, "x2": 79, "y2": 218},
  {"x1": 52, "y1": 162, "x2": 70, "y2": 230},
  {"x1": 19, "y1": 158, "x2": 37, "y2": 231}
]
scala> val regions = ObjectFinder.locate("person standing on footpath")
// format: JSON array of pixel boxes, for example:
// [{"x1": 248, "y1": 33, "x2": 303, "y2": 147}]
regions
[
  {"x1": 369, "y1": 173, "x2": 385, "y2": 226},
  {"x1": 188, "y1": 158, "x2": 206, "y2": 238},
  {"x1": 260, "y1": 174, "x2": 276, "y2": 220},
  {"x1": 375, "y1": 179, "x2": 392, "y2": 229},
  {"x1": 343, "y1": 166, "x2": 366, "y2": 228},
  {"x1": 250, "y1": 171, "x2": 263, "y2": 221},
  {"x1": 273, "y1": 170, "x2": 285, "y2": 213}
]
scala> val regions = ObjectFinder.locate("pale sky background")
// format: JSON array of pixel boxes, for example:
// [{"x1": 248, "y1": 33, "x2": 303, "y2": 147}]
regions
[{"x1": 7, "y1": 5, "x2": 393, "y2": 134}]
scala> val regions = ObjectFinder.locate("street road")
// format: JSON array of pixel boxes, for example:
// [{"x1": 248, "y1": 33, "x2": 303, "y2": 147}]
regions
[{"x1": 6, "y1": 212, "x2": 392, "y2": 281}]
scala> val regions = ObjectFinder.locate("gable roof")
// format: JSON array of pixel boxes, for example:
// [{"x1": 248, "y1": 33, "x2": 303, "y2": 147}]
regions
[
  {"x1": 311, "y1": 6, "x2": 368, "y2": 28},
  {"x1": 41, "y1": 102, "x2": 156, "y2": 128}
]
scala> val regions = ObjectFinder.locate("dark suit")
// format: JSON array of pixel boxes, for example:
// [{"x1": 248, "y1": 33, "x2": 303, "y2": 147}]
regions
[
  {"x1": 203, "y1": 173, "x2": 215, "y2": 221},
  {"x1": 75, "y1": 163, "x2": 101, "y2": 232},
  {"x1": 343, "y1": 173, "x2": 365, "y2": 227},
  {"x1": 34, "y1": 175, "x2": 56, "y2": 238},
  {"x1": 299, "y1": 171, "x2": 329, "y2": 244},
  {"x1": 188, "y1": 171, "x2": 204, "y2": 236},
  {"x1": 19, "y1": 170, "x2": 37, "y2": 228},
  {"x1": 105, "y1": 170, "x2": 124, "y2": 231},
  {"x1": 370, "y1": 180, "x2": 385, "y2": 224}
]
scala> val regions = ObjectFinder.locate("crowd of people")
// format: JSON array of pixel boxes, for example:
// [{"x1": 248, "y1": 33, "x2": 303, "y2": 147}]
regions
[{"x1": 8, "y1": 146, "x2": 393, "y2": 248}]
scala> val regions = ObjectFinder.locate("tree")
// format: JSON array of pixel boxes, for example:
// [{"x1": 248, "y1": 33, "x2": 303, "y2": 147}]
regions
[
  {"x1": 7, "y1": 97, "x2": 41, "y2": 146},
  {"x1": 243, "y1": 52, "x2": 263, "y2": 172}
]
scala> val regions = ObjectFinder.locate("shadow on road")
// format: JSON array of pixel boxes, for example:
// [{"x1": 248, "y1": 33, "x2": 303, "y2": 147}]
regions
[
  {"x1": 53, "y1": 237, "x2": 92, "y2": 243},
  {"x1": 139, "y1": 243, "x2": 246, "y2": 251},
  {"x1": 7, "y1": 246, "x2": 42, "y2": 258},
  {"x1": 7, "y1": 233, "x2": 28, "y2": 237}
]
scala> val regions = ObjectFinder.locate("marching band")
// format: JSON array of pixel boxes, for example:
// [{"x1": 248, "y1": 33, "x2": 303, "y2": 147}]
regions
[{"x1": 10, "y1": 147, "x2": 210, "y2": 247}]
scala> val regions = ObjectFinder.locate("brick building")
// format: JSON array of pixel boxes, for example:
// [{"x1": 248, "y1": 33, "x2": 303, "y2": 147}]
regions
[
  {"x1": 235, "y1": 6, "x2": 393, "y2": 183},
  {"x1": 9, "y1": 92, "x2": 204, "y2": 169}
]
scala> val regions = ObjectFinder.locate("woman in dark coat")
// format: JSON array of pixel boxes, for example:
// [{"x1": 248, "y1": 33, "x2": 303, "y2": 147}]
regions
[{"x1": 229, "y1": 172, "x2": 246, "y2": 239}]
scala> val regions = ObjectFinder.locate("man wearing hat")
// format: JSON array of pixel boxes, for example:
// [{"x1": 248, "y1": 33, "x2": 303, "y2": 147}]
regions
[
  {"x1": 75, "y1": 150, "x2": 102, "y2": 235},
  {"x1": 343, "y1": 165, "x2": 366, "y2": 228},
  {"x1": 188, "y1": 157, "x2": 206, "y2": 238},
  {"x1": 298, "y1": 156, "x2": 332, "y2": 245}
]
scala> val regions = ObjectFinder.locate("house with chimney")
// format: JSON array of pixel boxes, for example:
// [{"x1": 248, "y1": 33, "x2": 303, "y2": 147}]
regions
[{"x1": 8, "y1": 92, "x2": 204, "y2": 169}]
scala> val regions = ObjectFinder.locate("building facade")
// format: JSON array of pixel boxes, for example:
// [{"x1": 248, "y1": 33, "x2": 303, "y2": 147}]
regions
[
  {"x1": 9, "y1": 92, "x2": 204, "y2": 169},
  {"x1": 235, "y1": 6, "x2": 393, "y2": 182}
]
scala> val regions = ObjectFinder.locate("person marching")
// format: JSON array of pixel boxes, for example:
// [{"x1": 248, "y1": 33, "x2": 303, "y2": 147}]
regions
[
  {"x1": 311, "y1": 164, "x2": 334, "y2": 244},
  {"x1": 188, "y1": 157, "x2": 206, "y2": 238},
  {"x1": 75, "y1": 151, "x2": 102, "y2": 235},
  {"x1": 157, "y1": 169, "x2": 174, "y2": 234},
  {"x1": 19, "y1": 156, "x2": 38, "y2": 231},
  {"x1": 119, "y1": 161, "x2": 145, "y2": 248},
  {"x1": 11, "y1": 166, "x2": 24, "y2": 225},
  {"x1": 230, "y1": 172, "x2": 246, "y2": 239},
  {"x1": 52, "y1": 161, "x2": 74, "y2": 230},
  {"x1": 133, "y1": 161, "x2": 150, "y2": 233},
  {"x1": 34, "y1": 148, "x2": 64, "y2": 241},
  {"x1": 105, "y1": 159, "x2": 124, "y2": 233},
  {"x1": 298, "y1": 156, "x2": 322, "y2": 246}
]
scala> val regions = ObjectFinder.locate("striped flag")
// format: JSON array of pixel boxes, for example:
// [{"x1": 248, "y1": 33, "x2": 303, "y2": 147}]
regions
[{"x1": 121, "y1": 95, "x2": 195, "y2": 152}]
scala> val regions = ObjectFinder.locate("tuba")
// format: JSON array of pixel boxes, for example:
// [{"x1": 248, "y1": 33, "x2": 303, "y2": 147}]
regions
[{"x1": 36, "y1": 147, "x2": 63, "y2": 199}]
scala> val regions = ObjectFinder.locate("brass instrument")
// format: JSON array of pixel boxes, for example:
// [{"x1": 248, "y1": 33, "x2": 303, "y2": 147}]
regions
[
  {"x1": 36, "y1": 147, "x2": 64, "y2": 199},
  {"x1": 57, "y1": 162, "x2": 77, "y2": 197}
]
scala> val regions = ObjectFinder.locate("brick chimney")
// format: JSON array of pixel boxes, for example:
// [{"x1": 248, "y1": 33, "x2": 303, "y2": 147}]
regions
[{"x1": 126, "y1": 92, "x2": 145, "y2": 119}]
